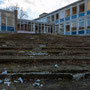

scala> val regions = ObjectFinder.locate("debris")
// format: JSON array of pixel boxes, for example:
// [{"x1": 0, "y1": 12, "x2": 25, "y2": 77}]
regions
[
  {"x1": 18, "y1": 77, "x2": 23, "y2": 84},
  {"x1": 2, "y1": 44, "x2": 7, "y2": 48},
  {"x1": 55, "y1": 64, "x2": 59, "y2": 68},
  {"x1": 18, "y1": 51, "x2": 25, "y2": 54},
  {"x1": 36, "y1": 79, "x2": 40, "y2": 82},
  {"x1": 4, "y1": 81, "x2": 11, "y2": 86},
  {"x1": 73, "y1": 73, "x2": 85, "y2": 80},
  {"x1": 0, "y1": 80, "x2": 2, "y2": 83},
  {"x1": 4, "y1": 78, "x2": 11, "y2": 86},
  {"x1": 3, "y1": 89, "x2": 5, "y2": 90},
  {"x1": 33, "y1": 79, "x2": 43, "y2": 88},
  {"x1": 33, "y1": 82, "x2": 40, "y2": 86},
  {"x1": 2, "y1": 68, "x2": 7, "y2": 75},
  {"x1": 39, "y1": 45, "x2": 46, "y2": 48},
  {"x1": 40, "y1": 84, "x2": 43, "y2": 87},
  {"x1": 14, "y1": 80, "x2": 19, "y2": 83}
]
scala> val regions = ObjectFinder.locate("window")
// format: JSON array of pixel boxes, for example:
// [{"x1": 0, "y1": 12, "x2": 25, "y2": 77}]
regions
[
  {"x1": 71, "y1": 23, "x2": 77, "y2": 31},
  {"x1": 28, "y1": 23, "x2": 31, "y2": 31},
  {"x1": 79, "y1": 20, "x2": 85, "y2": 30},
  {"x1": 79, "y1": 4, "x2": 85, "y2": 13},
  {"x1": 25, "y1": 24, "x2": 27, "y2": 31},
  {"x1": 7, "y1": 13, "x2": 15, "y2": 26},
  {"x1": 87, "y1": 1, "x2": 90, "y2": 10},
  {"x1": 60, "y1": 24, "x2": 64, "y2": 34},
  {"x1": 47, "y1": 17, "x2": 50, "y2": 23},
  {"x1": 55, "y1": 25, "x2": 59, "y2": 33},
  {"x1": 1, "y1": 12, "x2": 6, "y2": 26},
  {"x1": 72, "y1": 6, "x2": 77, "y2": 15},
  {"x1": 56, "y1": 13, "x2": 59, "y2": 20},
  {"x1": 60, "y1": 11, "x2": 65, "y2": 18},
  {"x1": 66, "y1": 9, "x2": 70, "y2": 17},
  {"x1": 66, "y1": 25, "x2": 70, "y2": 32},
  {"x1": 17, "y1": 24, "x2": 20, "y2": 30},
  {"x1": 87, "y1": 20, "x2": 90, "y2": 29},
  {"x1": 52, "y1": 15, "x2": 54, "y2": 21}
]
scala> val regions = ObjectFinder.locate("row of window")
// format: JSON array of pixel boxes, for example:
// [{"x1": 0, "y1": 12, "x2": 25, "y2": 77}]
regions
[
  {"x1": 47, "y1": 1, "x2": 90, "y2": 23},
  {"x1": 59, "y1": 19, "x2": 90, "y2": 32},
  {"x1": 1, "y1": 12, "x2": 15, "y2": 27}
]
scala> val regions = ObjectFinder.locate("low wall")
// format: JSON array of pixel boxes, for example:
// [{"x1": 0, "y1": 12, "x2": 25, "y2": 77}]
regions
[{"x1": 17, "y1": 31, "x2": 35, "y2": 34}]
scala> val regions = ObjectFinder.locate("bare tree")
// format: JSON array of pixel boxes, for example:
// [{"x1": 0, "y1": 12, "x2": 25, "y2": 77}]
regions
[{"x1": 6, "y1": 4, "x2": 28, "y2": 19}]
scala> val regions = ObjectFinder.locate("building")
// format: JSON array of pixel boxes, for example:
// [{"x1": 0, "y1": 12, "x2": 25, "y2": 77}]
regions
[
  {"x1": 0, "y1": 9, "x2": 17, "y2": 33},
  {"x1": 34, "y1": 0, "x2": 90, "y2": 35},
  {"x1": 0, "y1": 0, "x2": 90, "y2": 35},
  {"x1": 17, "y1": 19, "x2": 53, "y2": 34}
]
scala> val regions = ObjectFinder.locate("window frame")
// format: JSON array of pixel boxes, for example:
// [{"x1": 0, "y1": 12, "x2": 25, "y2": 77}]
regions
[{"x1": 79, "y1": 20, "x2": 85, "y2": 30}]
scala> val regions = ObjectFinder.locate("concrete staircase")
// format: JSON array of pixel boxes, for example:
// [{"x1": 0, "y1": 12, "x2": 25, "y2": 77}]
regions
[{"x1": 0, "y1": 33, "x2": 90, "y2": 79}]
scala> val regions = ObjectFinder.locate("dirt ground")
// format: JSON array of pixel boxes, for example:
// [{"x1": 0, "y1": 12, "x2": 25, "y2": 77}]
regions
[{"x1": 0, "y1": 79, "x2": 90, "y2": 90}]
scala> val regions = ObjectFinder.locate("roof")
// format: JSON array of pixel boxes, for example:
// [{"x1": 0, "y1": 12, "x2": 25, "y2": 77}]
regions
[
  {"x1": 18, "y1": 19, "x2": 53, "y2": 25},
  {"x1": 34, "y1": 0, "x2": 84, "y2": 20},
  {"x1": 0, "y1": 9, "x2": 14, "y2": 13}
]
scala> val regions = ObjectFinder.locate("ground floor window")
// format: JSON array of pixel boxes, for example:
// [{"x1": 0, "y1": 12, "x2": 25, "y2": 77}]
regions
[
  {"x1": 71, "y1": 22, "x2": 77, "y2": 31},
  {"x1": 87, "y1": 19, "x2": 90, "y2": 29},
  {"x1": 60, "y1": 24, "x2": 64, "y2": 34},
  {"x1": 66, "y1": 25, "x2": 70, "y2": 32},
  {"x1": 79, "y1": 20, "x2": 85, "y2": 30},
  {"x1": 55, "y1": 25, "x2": 59, "y2": 33}
]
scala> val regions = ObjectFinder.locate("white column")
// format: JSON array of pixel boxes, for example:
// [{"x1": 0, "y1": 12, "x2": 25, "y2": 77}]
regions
[
  {"x1": 47, "y1": 26, "x2": 48, "y2": 33},
  {"x1": 27, "y1": 22, "x2": 28, "y2": 31},
  {"x1": 31, "y1": 22, "x2": 32, "y2": 32},
  {"x1": 85, "y1": 0, "x2": 87, "y2": 35},
  {"x1": 44, "y1": 24, "x2": 45, "y2": 33},
  {"x1": 64, "y1": 9, "x2": 66, "y2": 35},
  {"x1": 70, "y1": 6, "x2": 72, "y2": 35},
  {"x1": 77, "y1": 4, "x2": 79, "y2": 35},
  {"x1": 38, "y1": 24, "x2": 39, "y2": 33},
  {"x1": 64, "y1": 23, "x2": 66, "y2": 35},
  {"x1": 6, "y1": 13, "x2": 7, "y2": 32},
  {"x1": 0, "y1": 12, "x2": 1, "y2": 31},
  {"x1": 41, "y1": 24, "x2": 42, "y2": 33},
  {"x1": 33, "y1": 23, "x2": 35, "y2": 33}
]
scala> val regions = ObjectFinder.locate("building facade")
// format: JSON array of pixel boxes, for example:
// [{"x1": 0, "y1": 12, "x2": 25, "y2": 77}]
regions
[
  {"x1": 17, "y1": 19, "x2": 54, "y2": 34},
  {"x1": 0, "y1": 0, "x2": 90, "y2": 36},
  {"x1": 34, "y1": 0, "x2": 90, "y2": 35},
  {"x1": 0, "y1": 9, "x2": 17, "y2": 33}
]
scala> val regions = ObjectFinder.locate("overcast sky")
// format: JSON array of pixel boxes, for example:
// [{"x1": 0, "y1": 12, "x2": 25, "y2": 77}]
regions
[{"x1": 0, "y1": 0, "x2": 78, "y2": 20}]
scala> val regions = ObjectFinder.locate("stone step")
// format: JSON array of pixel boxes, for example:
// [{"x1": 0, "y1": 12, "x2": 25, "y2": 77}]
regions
[
  {"x1": 0, "y1": 72, "x2": 73, "y2": 80},
  {"x1": 0, "y1": 46, "x2": 90, "y2": 50},
  {"x1": 0, "y1": 50, "x2": 90, "y2": 56},
  {"x1": 0, "y1": 56, "x2": 90, "y2": 64}
]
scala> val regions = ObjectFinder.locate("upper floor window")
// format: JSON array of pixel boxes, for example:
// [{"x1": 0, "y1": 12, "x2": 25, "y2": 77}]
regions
[
  {"x1": 72, "y1": 6, "x2": 77, "y2": 15},
  {"x1": 47, "y1": 16, "x2": 50, "y2": 23},
  {"x1": 52, "y1": 15, "x2": 54, "y2": 21},
  {"x1": 56, "y1": 13, "x2": 59, "y2": 20},
  {"x1": 87, "y1": 1, "x2": 90, "y2": 11},
  {"x1": 79, "y1": 4, "x2": 85, "y2": 13},
  {"x1": 66, "y1": 25, "x2": 70, "y2": 32},
  {"x1": 79, "y1": 20, "x2": 85, "y2": 30},
  {"x1": 66, "y1": 9, "x2": 70, "y2": 17},
  {"x1": 1, "y1": 12, "x2": 6, "y2": 26},
  {"x1": 71, "y1": 22, "x2": 77, "y2": 31},
  {"x1": 7, "y1": 13, "x2": 15, "y2": 26},
  {"x1": 87, "y1": 19, "x2": 90, "y2": 29}
]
